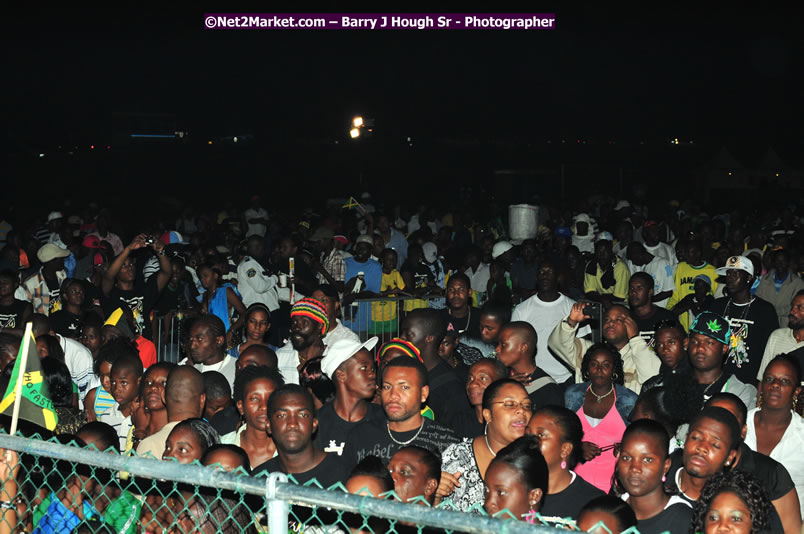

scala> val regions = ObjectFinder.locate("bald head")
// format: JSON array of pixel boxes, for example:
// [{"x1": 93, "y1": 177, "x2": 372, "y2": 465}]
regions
[{"x1": 164, "y1": 366, "x2": 206, "y2": 421}]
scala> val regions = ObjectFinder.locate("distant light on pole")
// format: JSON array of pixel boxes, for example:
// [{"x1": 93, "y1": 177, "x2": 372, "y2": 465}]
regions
[
  {"x1": 353, "y1": 116, "x2": 364, "y2": 128},
  {"x1": 233, "y1": 136, "x2": 238, "y2": 143},
  {"x1": 350, "y1": 128, "x2": 361, "y2": 139}
]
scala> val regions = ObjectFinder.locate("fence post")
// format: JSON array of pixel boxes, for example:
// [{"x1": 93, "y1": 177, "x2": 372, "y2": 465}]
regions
[{"x1": 266, "y1": 471, "x2": 289, "y2": 533}]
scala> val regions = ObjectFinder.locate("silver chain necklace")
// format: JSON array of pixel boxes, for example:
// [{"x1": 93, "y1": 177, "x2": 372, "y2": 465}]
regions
[
  {"x1": 386, "y1": 421, "x2": 425, "y2": 446},
  {"x1": 449, "y1": 307, "x2": 471, "y2": 334}
]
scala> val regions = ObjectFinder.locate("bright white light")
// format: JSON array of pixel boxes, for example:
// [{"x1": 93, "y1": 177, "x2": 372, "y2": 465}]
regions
[
  {"x1": 233, "y1": 136, "x2": 238, "y2": 143},
  {"x1": 39, "y1": 153, "x2": 45, "y2": 158},
  {"x1": 350, "y1": 128, "x2": 360, "y2": 139},
  {"x1": 353, "y1": 117, "x2": 364, "y2": 128}
]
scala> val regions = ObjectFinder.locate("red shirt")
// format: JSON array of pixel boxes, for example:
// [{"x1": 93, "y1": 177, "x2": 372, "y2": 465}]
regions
[{"x1": 135, "y1": 335, "x2": 157, "y2": 368}]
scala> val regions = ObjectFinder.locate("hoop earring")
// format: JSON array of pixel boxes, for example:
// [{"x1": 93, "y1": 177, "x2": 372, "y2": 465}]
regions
[
  {"x1": 793, "y1": 395, "x2": 798, "y2": 412},
  {"x1": 612, "y1": 372, "x2": 619, "y2": 381}
]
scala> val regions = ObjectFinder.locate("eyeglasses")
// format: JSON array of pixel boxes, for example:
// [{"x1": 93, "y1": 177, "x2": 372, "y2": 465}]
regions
[{"x1": 491, "y1": 400, "x2": 534, "y2": 412}]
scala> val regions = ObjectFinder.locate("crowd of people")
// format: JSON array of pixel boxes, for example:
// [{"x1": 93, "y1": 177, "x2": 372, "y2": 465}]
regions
[{"x1": 0, "y1": 192, "x2": 802, "y2": 533}]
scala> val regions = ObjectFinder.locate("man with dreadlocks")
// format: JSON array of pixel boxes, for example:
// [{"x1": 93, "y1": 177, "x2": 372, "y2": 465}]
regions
[{"x1": 276, "y1": 298, "x2": 329, "y2": 385}]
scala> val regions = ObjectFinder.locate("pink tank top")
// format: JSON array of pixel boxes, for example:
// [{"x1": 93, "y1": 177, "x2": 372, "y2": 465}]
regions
[{"x1": 574, "y1": 387, "x2": 627, "y2": 492}]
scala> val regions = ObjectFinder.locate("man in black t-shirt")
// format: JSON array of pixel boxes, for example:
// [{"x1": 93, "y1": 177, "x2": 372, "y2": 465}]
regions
[
  {"x1": 254, "y1": 384, "x2": 350, "y2": 488},
  {"x1": 102, "y1": 234, "x2": 171, "y2": 339},
  {"x1": 706, "y1": 255, "x2": 778, "y2": 384},
  {"x1": 441, "y1": 274, "x2": 481, "y2": 339},
  {"x1": 0, "y1": 269, "x2": 32, "y2": 337},
  {"x1": 400, "y1": 308, "x2": 466, "y2": 427},
  {"x1": 344, "y1": 358, "x2": 458, "y2": 469},
  {"x1": 314, "y1": 337, "x2": 384, "y2": 456},
  {"x1": 628, "y1": 272, "x2": 675, "y2": 350},
  {"x1": 496, "y1": 322, "x2": 563, "y2": 410}
]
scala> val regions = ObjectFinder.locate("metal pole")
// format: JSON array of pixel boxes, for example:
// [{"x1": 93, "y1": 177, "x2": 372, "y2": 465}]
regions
[
  {"x1": 170, "y1": 314, "x2": 175, "y2": 363},
  {"x1": 266, "y1": 472, "x2": 289, "y2": 534},
  {"x1": 156, "y1": 315, "x2": 162, "y2": 362}
]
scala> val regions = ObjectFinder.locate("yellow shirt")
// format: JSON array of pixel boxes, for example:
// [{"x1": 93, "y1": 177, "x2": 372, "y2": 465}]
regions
[
  {"x1": 372, "y1": 271, "x2": 405, "y2": 321},
  {"x1": 667, "y1": 262, "x2": 719, "y2": 330},
  {"x1": 583, "y1": 258, "x2": 630, "y2": 299}
]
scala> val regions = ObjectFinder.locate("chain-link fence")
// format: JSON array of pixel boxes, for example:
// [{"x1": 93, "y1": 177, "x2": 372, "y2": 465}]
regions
[{"x1": 0, "y1": 432, "x2": 603, "y2": 533}]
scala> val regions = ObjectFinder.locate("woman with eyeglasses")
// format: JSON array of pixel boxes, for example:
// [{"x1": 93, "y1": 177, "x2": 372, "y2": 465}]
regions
[
  {"x1": 564, "y1": 342, "x2": 638, "y2": 491},
  {"x1": 439, "y1": 378, "x2": 532, "y2": 512},
  {"x1": 745, "y1": 353, "x2": 804, "y2": 518}
]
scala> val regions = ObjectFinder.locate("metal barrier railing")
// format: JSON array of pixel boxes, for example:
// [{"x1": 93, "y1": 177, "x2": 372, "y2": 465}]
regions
[
  {"x1": 341, "y1": 294, "x2": 447, "y2": 343},
  {"x1": 0, "y1": 433, "x2": 565, "y2": 533},
  {"x1": 154, "y1": 312, "x2": 184, "y2": 364}
]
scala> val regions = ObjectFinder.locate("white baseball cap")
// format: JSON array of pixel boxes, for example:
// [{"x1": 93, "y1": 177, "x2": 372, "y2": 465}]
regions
[
  {"x1": 715, "y1": 256, "x2": 754, "y2": 277},
  {"x1": 321, "y1": 337, "x2": 379, "y2": 379}
]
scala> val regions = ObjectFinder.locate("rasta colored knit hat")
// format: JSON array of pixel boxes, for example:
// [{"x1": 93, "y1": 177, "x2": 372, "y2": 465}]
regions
[
  {"x1": 290, "y1": 298, "x2": 329, "y2": 335},
  {"x1": 377, "y1": 338, "x2": 422, "y2": 365},
  {"x1": 690, "y1": 311, "x2": 731, "y2": 346}
]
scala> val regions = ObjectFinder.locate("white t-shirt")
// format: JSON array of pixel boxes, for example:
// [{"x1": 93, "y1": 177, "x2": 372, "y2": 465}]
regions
[
  {"x1": 644, "y1": 242, "x2": 678, "y2": 269},
  {"x1": 275, "y1": 345, "x2": 300, "y2": 385},
  {"x1": 512, "y1": 294, "x2": 591, "y2": 383},
  {"x1": 745, "y1": 408, "x2": 804, "y2": 517},
  {"x1": 322, "y1": 320, "x2": 359, "y2": 349},
  {"x1": 244, "y1": 208, "x2": 268, "y2": 237},
  {"x1": 756, "y1": 328, "x2": 804, "y2": 381},
  {"x1": 58, "y1": 335, "x2": 93, "y2": 402},
  {"x1": 627, "y1": 256, "x2": 676, "y2": 308},
  {"x1": 179, "y1": 355, "x2": 237, "y2": 390},
  {"x1": 465, "y1": 264, "x2": 490, "y2": 297},
  {"x1": 236, "y1": 256, "x2": 280, "y2": 312}
]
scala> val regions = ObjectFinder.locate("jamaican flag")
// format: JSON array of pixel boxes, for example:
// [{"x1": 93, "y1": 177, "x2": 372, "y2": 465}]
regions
[{"x1": 0, "y1": 326, "x2": 58, "y2": 431}]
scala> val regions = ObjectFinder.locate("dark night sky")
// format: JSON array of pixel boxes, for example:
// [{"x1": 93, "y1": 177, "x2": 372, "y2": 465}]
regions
[{"x1": 6, "y1": 7, "x2": 803, "y2": 150}]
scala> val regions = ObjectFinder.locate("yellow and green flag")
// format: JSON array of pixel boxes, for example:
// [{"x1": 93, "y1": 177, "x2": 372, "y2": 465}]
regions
[{"x1": 0, "y1": 329, "x2": 58, "y2": 431}]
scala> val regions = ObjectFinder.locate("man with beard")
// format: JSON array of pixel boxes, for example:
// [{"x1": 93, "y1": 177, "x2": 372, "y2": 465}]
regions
[
  {"x1": 275, "y1": 298, "x2": 328, "y2": 385},
  {"x1": 180, "y1": 315, "x2": 237, "y2": 389},
  {"x1": 315, "y1": 337, "x2": 384, "y2": 456},
  {"x1": 756, "y1": 290, "x2": 804, "y2": 381},
  {"x1": 344, "y1": 357, "x2": 458, "y2": 468},
  {"x1": 706, "y1": 255, "x2": 778, "y2": 384}
]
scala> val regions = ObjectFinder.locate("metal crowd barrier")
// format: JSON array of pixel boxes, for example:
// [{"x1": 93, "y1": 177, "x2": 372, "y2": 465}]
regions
[
  {"x1": 341, "y1": 294, "x2": 447, "y2": 343},
  {"x1": 0, "y1": 433, "x2": 568, "y2": 534}
]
